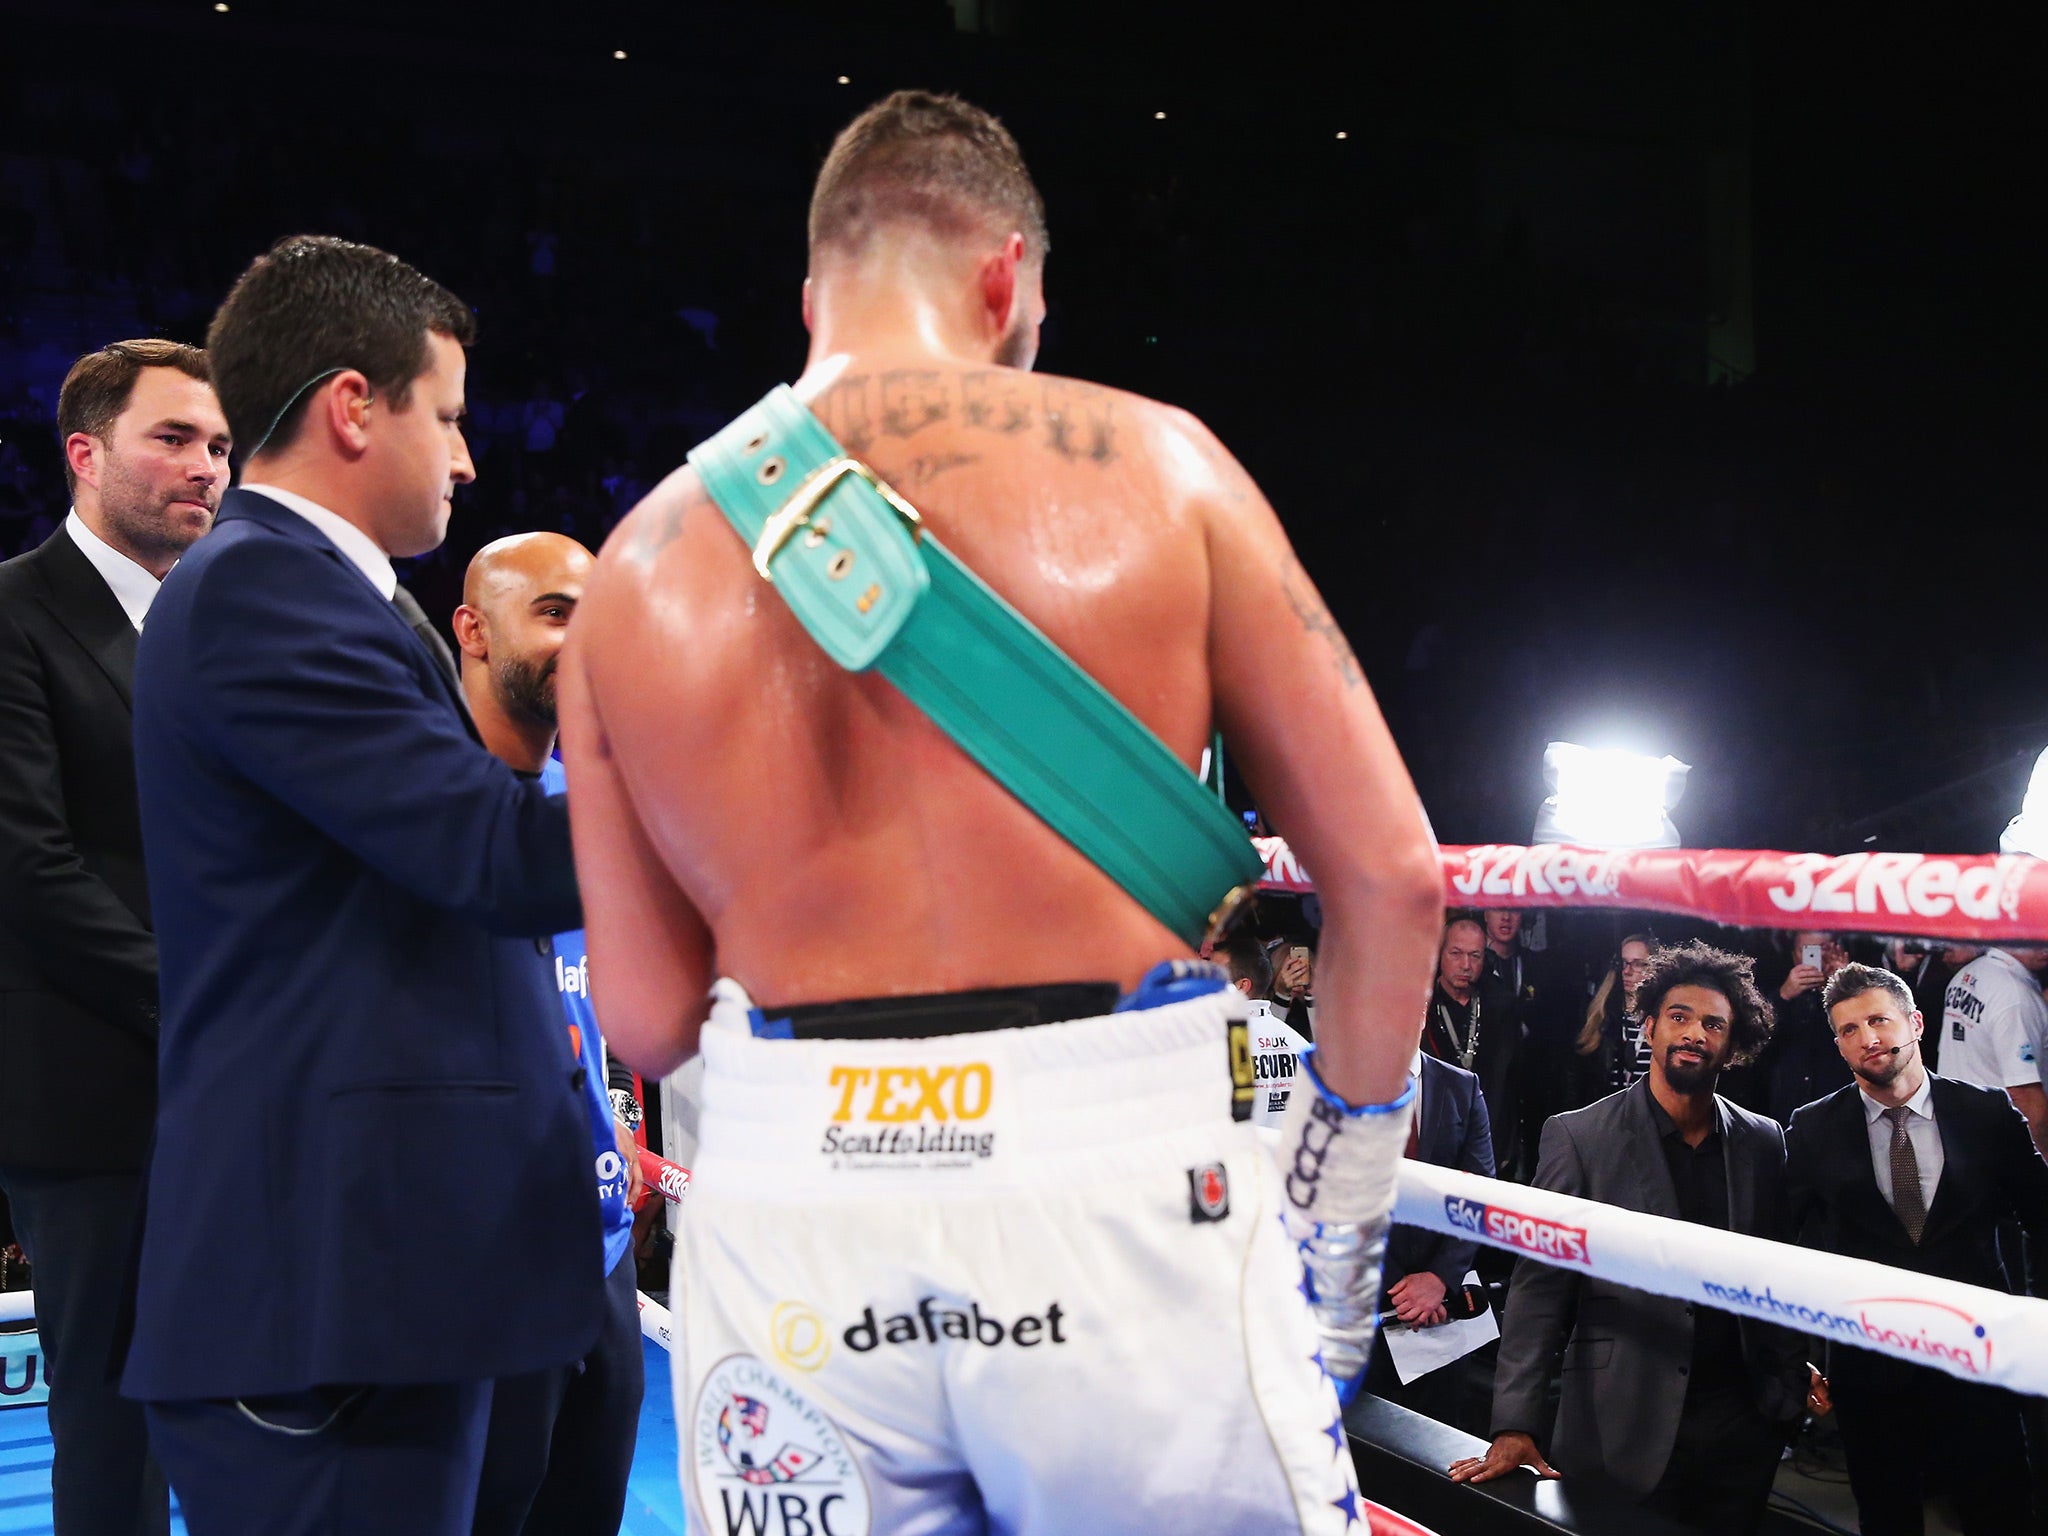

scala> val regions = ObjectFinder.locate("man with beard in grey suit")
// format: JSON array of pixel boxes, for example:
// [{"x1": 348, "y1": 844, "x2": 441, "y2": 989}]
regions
[{"x1": 1449, "y1": 941, "x2": 1824, "y2": 1536}]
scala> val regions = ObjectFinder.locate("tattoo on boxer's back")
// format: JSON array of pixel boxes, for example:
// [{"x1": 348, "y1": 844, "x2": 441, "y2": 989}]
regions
[
  {"x1": 813, "y1": 371, "x2": 1119, "y2": 466},
  {"x1": 624, "y1": 373, "x2": 1122, "y2": 570}
]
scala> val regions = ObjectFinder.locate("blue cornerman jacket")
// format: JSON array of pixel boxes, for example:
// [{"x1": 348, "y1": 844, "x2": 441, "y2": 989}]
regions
[
  {"x1": 541, "y1": 756, "x2": 636, "y2": 1278},
  {"x1": 123, "y1": 488, "x2": 602, "y2": 1401}
]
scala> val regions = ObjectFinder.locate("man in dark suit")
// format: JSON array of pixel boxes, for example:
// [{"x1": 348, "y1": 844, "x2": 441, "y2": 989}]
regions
[
  {"x1": 1787, "y1": 962, "x2": 2048, "y2": 1535},
  {"x1": 124, "y1": 236, "x2": 601, "y2": 1536},
  {"x1": 0, "y1": 338, "x2": 229, "y2": 1536},
  {"x1": 1450, "y1": 941, "x2": 1819, "y2": 1536},
  {"x1": 1361, "y1": 1051, "x2": 1493, "y2": 1424}
]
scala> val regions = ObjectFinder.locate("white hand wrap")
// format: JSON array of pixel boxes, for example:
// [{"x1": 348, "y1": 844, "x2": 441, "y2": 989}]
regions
[{"x1": 1275, "y1": 1057, "x2": 1415, "y2": 1397}]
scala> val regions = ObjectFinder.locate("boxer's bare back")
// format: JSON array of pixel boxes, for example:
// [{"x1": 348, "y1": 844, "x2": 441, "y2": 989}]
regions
[{"x1": 562, "y1": 345, "x2": 1439, "y2": 1101}]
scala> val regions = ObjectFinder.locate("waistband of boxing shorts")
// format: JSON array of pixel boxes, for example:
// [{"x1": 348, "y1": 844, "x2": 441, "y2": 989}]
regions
[{"x1": 692, "y1": 971, "x2": 1252, "y2": 1197}]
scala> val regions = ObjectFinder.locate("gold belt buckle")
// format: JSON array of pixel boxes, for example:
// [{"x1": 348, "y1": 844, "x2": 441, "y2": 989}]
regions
[
  {"x1": 1203, "y1": 881, "x2": 1256, "y2": 947},
  {"x1": 752, "y1": 455, "x2": 924, "y2": 582}
]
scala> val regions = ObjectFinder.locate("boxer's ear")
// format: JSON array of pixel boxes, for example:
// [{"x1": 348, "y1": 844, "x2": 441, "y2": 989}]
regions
[{"x1": 978, "y1": 233, "x2": 1026, "y2": 334}]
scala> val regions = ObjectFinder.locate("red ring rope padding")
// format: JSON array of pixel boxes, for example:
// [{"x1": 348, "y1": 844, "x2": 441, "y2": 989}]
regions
[
  {"x1": 1256, "y1": 837, "x2": 2048, "y2": 942},
  {"x1": 639, "y1": 1146, "x2": 690, "y2": 1203},
  {"x1": 1363, "y1": 1506, "x2": 1439, "y2": 1536}
]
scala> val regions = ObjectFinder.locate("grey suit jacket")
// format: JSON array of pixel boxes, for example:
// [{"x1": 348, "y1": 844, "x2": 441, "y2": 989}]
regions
[{"x1": 1489, "y1": 1079, "x2": 1808, "y2": 1496}]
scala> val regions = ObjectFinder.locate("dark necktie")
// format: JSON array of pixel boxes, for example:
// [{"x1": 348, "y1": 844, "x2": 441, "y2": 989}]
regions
[
  {"x1": 1883, "y1": 1105, "x2": 1927, "y2": 1244},
  {"x1": 390, "y1": 585, "x2": 460, "y2": 687}
]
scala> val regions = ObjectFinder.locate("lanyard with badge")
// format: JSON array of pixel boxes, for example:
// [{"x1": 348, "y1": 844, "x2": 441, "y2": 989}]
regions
[{"x1": 1436, "y1": 994, "x2": 1481, "y2": 1071}]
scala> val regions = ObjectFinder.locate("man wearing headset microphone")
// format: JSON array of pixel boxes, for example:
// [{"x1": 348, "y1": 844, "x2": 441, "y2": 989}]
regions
[{"x1": 1785, "y1": 962, "x2": 2048, "y2": 1536}]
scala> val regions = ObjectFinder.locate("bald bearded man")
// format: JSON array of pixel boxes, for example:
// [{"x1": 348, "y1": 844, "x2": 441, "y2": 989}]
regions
[
  {"x1": 561, "y1": 93, "x2": 1441, "y2": 1535},
  {"x1": 454, "y1": 534, "x2": 647, "y2": 1536}
]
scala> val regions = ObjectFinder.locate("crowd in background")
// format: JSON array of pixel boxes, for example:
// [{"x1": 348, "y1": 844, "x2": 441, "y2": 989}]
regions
[{"x1": 1221, "y1": 896, "x2": 2045, "y2": 1181}]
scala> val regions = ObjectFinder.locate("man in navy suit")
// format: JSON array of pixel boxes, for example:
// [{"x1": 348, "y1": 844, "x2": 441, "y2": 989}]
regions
[
  {"x1": 125, "y1": 236, "x2": 602, "y2": 1536},
  {"x1": 1786, "y1": 962, "x2": 2048, "y2": 1535}
]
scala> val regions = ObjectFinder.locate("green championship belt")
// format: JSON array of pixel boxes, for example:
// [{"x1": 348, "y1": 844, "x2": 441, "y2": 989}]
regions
[{"x1": 688, "y1": 385, "x2": 1261, "y2": 947}]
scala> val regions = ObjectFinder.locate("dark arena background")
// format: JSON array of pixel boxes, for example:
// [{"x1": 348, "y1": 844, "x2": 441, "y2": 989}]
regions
[
  {"x1": 4, "y1": 0, "x2": 2041, "y2": 854},
  {"x1": 5, "y1": 6, "x2": 2048, "y2": 1534}
]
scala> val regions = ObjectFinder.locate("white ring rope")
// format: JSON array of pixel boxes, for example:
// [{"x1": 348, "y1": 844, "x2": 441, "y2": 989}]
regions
[{"x1": 1394, "y1": 1160, "x2": 2043, "y2": 1394}]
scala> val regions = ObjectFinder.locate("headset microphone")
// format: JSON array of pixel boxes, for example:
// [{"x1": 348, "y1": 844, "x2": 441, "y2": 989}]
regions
[{"x1": 1886, "y1": 1039, "x2": 1918, "y2": 1058}]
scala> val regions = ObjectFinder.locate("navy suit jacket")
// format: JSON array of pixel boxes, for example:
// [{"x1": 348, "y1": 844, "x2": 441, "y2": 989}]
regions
[
  {"x1": 123, "y1": 489, "x2": 601, "y2": 1400},
  {"x1": 1381, "y1": 1054, "x2": 1494, "y2": 1304}
]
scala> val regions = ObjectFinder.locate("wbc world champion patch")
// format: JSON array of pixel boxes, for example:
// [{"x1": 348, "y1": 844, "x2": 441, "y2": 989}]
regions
[{"x1": 1188, "y1": 1162, "x2": 1231, "y2": 1223}]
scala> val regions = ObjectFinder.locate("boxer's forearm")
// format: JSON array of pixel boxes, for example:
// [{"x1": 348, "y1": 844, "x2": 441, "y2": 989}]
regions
[{"x1": 1306, "y1": 862, "x2": 1440, "y2": 1108}]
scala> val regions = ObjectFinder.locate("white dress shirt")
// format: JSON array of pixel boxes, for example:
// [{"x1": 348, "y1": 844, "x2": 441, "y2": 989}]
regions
[
  {"x1": 64, "y1": 510, "x2": 162, "y2": 631},
  {"x1": 240, "y1": 483, "x2": 396, "y2": 599},
  {"x1": 1859, "y1": 1070, "x2": 1944, "y2": 1211}
]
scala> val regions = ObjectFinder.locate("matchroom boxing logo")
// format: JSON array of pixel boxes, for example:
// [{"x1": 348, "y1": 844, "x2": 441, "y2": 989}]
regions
[
  {"x1": 1445, "y1": 1196, "x2": 1591, "y2": 1266},
  {"x1": 818, "y1": 1062, "x2": 999, "y2": 1172},
  {"x1": 1698, "y1": 1284, "x2": 1995, "y2": 1377},
  {"x1": 692, "y1": 1354, "x2": 870, "y2": 1536}
]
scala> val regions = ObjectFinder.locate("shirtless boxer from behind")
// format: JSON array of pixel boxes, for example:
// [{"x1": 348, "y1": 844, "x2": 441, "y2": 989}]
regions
[{"x1": 561, "y1": 92, "x2": 1441, "y2": 1535}]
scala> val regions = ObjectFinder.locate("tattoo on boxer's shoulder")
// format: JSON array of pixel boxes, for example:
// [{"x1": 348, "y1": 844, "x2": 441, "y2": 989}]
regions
[
  {"x1": 813, "y1": 372, "x2": 1119, "y2": 466},
  {"x1": 813, "y1": 374, "x2": 879, "y2": 454},
  {"x1": 903, "y1": 451, "x2": 982, "y2": 485},
  {"x1": 1039, "y1": 380, "x2": 1118, "y2": 464},
  {"x1": 1194, "y1": 434, "x2": 1250, "y2": 505},
  {"x1": 879, "y1": 369, "x2": 950, "y2": 438},
  {"x1": 621, "y1": 485, "x2": 708, "y2": 568},
  {"x1": 1282, "y1": 559, "x2": 1362, "y2": 689}
]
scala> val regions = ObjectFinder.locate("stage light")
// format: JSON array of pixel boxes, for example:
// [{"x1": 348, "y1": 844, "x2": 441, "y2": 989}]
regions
[
  {"x1": 1335, "y1": 131, "x2": 1348, "y2": 140},
  {"x1": 1533, "y1": 742, "x2": 1689, "y2": 850},
  {"x1": 213, "y1": 3, "x2": 228, "y2": 11},
  {"x1": 1155, "y1": 111, "x2": 1167, "y2": 120},
  {"x1": 838, "y1": 75, "x2": 851, "y2": 84},
  {"x1": 613, "y1": 49, "x2": 628, "y2": 59},
  {"x1": 2000, "y1": 747, "x2": 2048, "y2": 858}
]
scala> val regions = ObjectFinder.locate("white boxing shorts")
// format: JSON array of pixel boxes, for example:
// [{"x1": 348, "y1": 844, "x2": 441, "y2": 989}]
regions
[{"x1": 672, "y1": 975, "x2": 1365, "y2": 1536}]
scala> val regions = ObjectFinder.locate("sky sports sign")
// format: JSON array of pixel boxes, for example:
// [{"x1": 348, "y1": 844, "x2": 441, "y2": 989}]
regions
[{"x1": 1445, "y1": 1196, "x2": 1591, "y2": 1266}]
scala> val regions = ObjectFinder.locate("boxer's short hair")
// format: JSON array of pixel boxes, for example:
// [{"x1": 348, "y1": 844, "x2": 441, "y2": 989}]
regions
[
  {"x1": 1635, "y1": 940, "x2": 1774, "y2": 1066},
  {"x1": 810, "y1": 90, "x2": 1048, "y2": 263},
  {"x1": 57, "y1": 339, "x2": 211, "y2": 491},
  {"x1": 206, "y1": 235, "x2": 474, "y2": 454}
]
